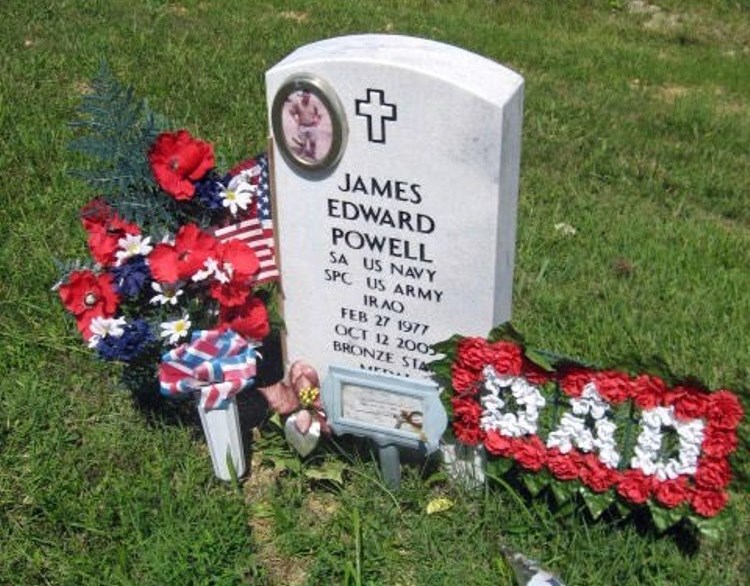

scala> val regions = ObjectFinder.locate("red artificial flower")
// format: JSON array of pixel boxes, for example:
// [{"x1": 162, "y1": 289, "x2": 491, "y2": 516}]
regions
[
  {"x1": 80, "y1": 198, "x2": 112, "y2": 231},
  {"x1": 594, "y1": 370, "x2": 631, "y2": 404},
  {"x1": 486, "y1": 340, "x2": 523, "y2": 376},
  {"x1": 210, "y1": 280, "x2": 249, "y2": 308},
  {"x1": 148, "y1": 130, "x2": 215, "y2": 200},
  {"x1": 690, "y1": 488, "x2": 728, "y2": 517},
  {"x1": 147, "y1": 244, "x2": 180, "y2": 283},
  {"x1": 452, "y1": 396, "x2": 483, "y2": 422},
  {"x1": 654, "y1": 477, "x2": 689, "y2": 508},
  {"x1": 216, "y1": 239, "x2": 260, "y2": 281},
  {"x1": 511, "y1": 436, "x2": 547, "y2": 471},
  {"x1": 484, "y1": 430, "x2": 513, "y2": 456},
  {"x1": 149, "y1": 224, "x2": 218, "y2": 283},
  {"x1": 706, "y1": 390, "x2": 744, "y2": 430},
  {"x1": 617, "y1": 469, "x2": 653, "y2": 505},
  {"x1": 559, "y1": 367, "x2": 592, "y2": 398},
  {"x1": 451, "y1": 395, "x2": 483, "y2": 445},
  {"x1": 451, "y1": 362, "x2": 481, "y2": 394},
  {"x1": 208, "y1": 239, "x2": 261, "y2": 308},
  {"x1": 701, "y1": 426, "x2": 738, "y2": 458},
  {"x1": 580, "y1": 453, "x2": 618, "y2": 493},
  {"x1": 80, "y1": 199, "x2": 140, "y2": 266},
  {"x1": 664, "y1": 385, "x2": 708, "y2": 421},
  {"x1": 175, "y1": 224, "x2": 219, "y2": 277},
  {"x1": 58, "y1": 270, "x2": 119, "y2": 338},
  {"x1": 456, "y1": 337, "x2": 489, "y2": 372},
  {"x1": 522, "y1": 358, "x2": 553, "y2": 386},
  {"x1": 454, "y1": 420, "x2": 484, "y2": 446},
  {"x1": 217, "y1": 296, "x2": 269, "y2": 341},
  {"x1": 546, "y1": 448, "x2": 582, "y2": 481},
  {"x1": 694, "y1": 457, "x2": 732, "y2": 490},
  {"x1": 631, "y1": 374, "x2": 665, "y2": 410}
]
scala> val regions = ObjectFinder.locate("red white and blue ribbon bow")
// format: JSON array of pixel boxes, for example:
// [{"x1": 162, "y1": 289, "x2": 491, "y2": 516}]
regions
[{"x1": 159, "y1": 329, "x2": 256, "y2": 411}]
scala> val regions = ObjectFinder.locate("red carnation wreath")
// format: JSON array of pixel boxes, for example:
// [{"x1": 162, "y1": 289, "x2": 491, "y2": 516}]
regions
[{"x1": 431, "y1": 324, "x2": 744, "y2": 536}]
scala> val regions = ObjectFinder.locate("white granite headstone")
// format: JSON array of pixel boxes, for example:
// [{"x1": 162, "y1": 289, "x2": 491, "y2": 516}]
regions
[{"x1": 267, "y1": 34, "x2": 523, "y2": 382}]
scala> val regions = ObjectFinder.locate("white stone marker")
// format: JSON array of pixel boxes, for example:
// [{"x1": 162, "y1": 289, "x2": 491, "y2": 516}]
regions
[{"x1": 266, "y1": 34, "x2": 523, "y2": 383}]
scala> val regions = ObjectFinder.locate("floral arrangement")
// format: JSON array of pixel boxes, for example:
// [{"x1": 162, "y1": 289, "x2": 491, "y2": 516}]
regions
[
  {"x1": 54, "y1": 64, "x2": 279, "y2": 404},
  {"x1": 430, "y1": 324, "x2": 744, "y2": 537},
  {"x1": 260, "y1": 361, "x2": 331, "y2": 456}
]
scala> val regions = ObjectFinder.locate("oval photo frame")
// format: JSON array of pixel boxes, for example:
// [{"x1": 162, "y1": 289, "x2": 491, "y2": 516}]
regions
[{"x1": 271, "y1": 75, "x2": 347, "y2": 173}]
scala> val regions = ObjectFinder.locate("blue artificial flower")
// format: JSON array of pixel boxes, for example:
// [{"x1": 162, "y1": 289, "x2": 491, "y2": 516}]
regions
[
  {"x1": 195, "y1": 175, "x2": 225, "y2": 210},
  {"x1": 96, "y1": 319, "x2": 155, "y2": 362},
  {"x1": 111, "y1": 255, "x2": 151, "y2": 297}
]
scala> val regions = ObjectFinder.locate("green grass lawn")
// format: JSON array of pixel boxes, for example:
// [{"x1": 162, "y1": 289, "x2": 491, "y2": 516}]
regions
[{"x1": 1, "y1": 0, "x2": 748, "y2": 584}]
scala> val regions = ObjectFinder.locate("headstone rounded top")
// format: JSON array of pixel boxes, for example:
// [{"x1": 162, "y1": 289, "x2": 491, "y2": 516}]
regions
[
  {"x1": 270, "y1": 34, "x2": 523, "y2": 106},
  {"x1": 267, "y1": 33, "x2": 524, "y2": 380}
]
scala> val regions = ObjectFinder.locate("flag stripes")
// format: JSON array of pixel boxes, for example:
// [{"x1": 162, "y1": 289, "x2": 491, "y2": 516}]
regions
[{"x1": 213, "y1": 217, "x2": 279, "y2": 284}]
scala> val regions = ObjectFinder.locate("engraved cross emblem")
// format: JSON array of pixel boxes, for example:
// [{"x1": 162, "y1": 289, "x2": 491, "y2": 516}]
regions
[{"x1": 355, "y1": 88, "x2": 397, "y2": 144}]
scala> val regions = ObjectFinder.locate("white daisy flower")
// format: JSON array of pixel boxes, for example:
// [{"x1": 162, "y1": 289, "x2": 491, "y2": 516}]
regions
[
  {"x1": 191, "y1": 258, "x2": 219, "y2": 282},
  {"x1": 160, "y1": 316, "x2": 191, "y2": 345},
  {"x1": 87, "y1": 316, "x2": 127, "y2": 348},
  {"x1": 191, "y1": 257, "x2": 233, "y2": 284},
  {"x1": 236, "y1": 165, "x2": 261, "y2": 183},
  {"x1": 220, "y1": 176, "x2": 255, "y2": 216},
  {"x1": 191, "y1": 257, "x2": 231, "y2": 284},
  {"x1": 150, "y1": 282, "x2": 183, "y2": 306},
  {"x1": 115, "y1": 234, "x2": 153, "y2": 265},
  {"x1": 214, "y1": 261, "x2": 233, "y2": 284}
]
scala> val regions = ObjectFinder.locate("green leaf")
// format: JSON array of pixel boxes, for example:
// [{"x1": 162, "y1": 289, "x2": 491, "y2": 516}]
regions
[
  {"x1": 64, "y1": 61, "x2": 220, "y2": 236},
  {"x1": 486, "y1": 457, "x2": 514, "y2": 477},
  {"x1": 649, "y1": 502, "x2": 689, "y2": 533},
  {"x1": 250, "y1": 502, "x2": 274, "y2": 519},
  {"x1": 554, "y1": 500, "x2": 577, "y2": 518},
  {"x1": 487, "y1": 322, "x2": 524, "y2": 344},
  {"x1": 692, "y1": 514, "x2": 726, "y2": 541},
  {"x1": 428, "y1": 360, "x2": 452, "y2": 385},
  {"x1": 425, "y1": 471, "x2": 450, "y2": 486},
  {"x1": 304, "y1": 459, "x2": 346, "y2": 485},
  {"x1": 431, "y1": 334, "x2": 463, "y2": 361},
  {"x1": 69, "y1": 60, "x2": 167, "y2": 198},
  {"x1": 549, "y1": 479, "x2": 574, "y2": 506},
  {"x1": 426, "y1": 497, "x2": 455, "y2": 515},
  {"x1": 614, "y1": 499, "x2": 632, "y2": 518},
  {"x1": 524, "y1": 348, "x2": 556, "y2": 372},
  {"x1": 580, "y1": 487, "x2": 614, "y2": 520},
  {"x1": 52, "y1": 257, "x2": 101, "y2": 287},
  {"x1": 523, "y1": 472, "x2": 546, "y2": 497},
  {"x1": 266, "y1": 455, "x2": 301, "y2": 475},
  {"x1": 268, "y1": 412, "x2": 283, "y2": 429}
]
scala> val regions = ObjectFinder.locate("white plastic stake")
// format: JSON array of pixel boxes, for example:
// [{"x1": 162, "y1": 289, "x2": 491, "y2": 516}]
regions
[
  {"x1": 197, "y1": 397, "x2": 246, "y2": 481},
  {"x1": 440, "y1": 439, "x2": 486, "y2": 489}
]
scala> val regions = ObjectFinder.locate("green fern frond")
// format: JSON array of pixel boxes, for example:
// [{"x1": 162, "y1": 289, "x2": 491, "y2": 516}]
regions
[
  {"x1": 67, "y1": 60, "x2": 191, "y2": 232},
  {"x1": 51, "y1": 257, "x2": 100, "y2": 289}
]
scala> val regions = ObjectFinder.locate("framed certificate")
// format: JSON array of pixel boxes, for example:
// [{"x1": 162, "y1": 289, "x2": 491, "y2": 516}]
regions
[{"x1": 322, "y1": 366, "x2": 447, "y2": 453}]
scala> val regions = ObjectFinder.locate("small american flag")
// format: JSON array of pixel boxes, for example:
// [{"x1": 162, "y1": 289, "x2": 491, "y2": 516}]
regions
[{"x1": 214, "y1": 154, "x2": 279, "y2": 284}]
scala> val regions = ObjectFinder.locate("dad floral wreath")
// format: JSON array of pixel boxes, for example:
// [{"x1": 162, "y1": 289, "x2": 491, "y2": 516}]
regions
[
  {"x1": 55, "y1": 64, "x2": 278, "y2": 407},
  {"x1": 431, "y1": 325, "x2": 744, "y2": 536}
]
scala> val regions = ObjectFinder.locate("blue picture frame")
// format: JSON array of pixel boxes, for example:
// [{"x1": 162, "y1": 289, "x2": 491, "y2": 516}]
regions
[{"x1": 321, "y1": 366, "x2": 447, "y2": 453}]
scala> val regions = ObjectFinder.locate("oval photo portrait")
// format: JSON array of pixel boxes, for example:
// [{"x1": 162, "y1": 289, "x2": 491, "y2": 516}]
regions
[{"x1": 272, "y1": 76, "x2": 346, "y2": 172}]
